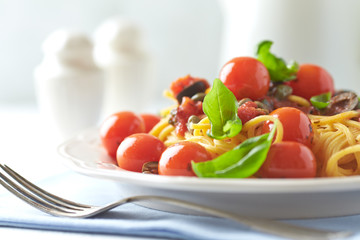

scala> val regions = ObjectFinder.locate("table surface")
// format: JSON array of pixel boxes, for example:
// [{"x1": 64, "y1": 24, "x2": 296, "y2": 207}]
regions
[{"x1": 0, "y1": 103, "x2": 155, "y2": 239}]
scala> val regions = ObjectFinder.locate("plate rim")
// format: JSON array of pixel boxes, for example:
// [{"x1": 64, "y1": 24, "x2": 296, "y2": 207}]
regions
[{"x1": 57, "y1": 128, "x2": 360, "y2": 194}]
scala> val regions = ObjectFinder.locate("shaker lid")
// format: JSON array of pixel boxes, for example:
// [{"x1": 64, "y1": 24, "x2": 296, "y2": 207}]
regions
[
  {"x1": 42, "y1": 29, "x2": 97, "y2": 69},
  {"x1": 94, "y1": 17, "x2": 143, "y2": 53}
]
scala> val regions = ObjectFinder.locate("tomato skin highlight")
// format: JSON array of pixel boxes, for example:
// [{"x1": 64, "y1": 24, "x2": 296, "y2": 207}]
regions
[
  {"x1": 258, "y1": 141, "x2": 317, "y2": 178},
  {"x1": 262, "y1": 107, "x2": 313, "y2": 147},
  {"x1": 140, "y1": 113, "x2": 161, "y2": 133},
  {"x1": 100, "y1": 111, "x2": 145, "y2": 159},
  {"x1": 286, "y1": 64, "x2": 335, "y2": 100},
  {"x1": 117, "y1": 133, "x2": 165, "y2": 172},
  {"x1": 219, "y1": 57, "x2": 270, "y2": 100},
  {"x1": 158, "y1": 141, "x2": 212, "y2": 176}
]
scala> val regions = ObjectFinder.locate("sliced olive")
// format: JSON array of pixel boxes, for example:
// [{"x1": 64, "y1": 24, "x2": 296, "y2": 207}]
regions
[
  {"x1": 238, "y1": 98, "x2": 252, "y2": 106},
  {"x1": 187, "y1": 115, "x2": 201, "y2": 124},
  {"x1": 168, "y1": 108, "x2": 178, "y2": 125},
  {"x1": 176, "y1": 81, "x2": 208, "y2": 104},
  {"x1": 191, "y1": 92, "x2": 206, "y2": 102},
  {"x1": 274, "y1": 84, "x2": 293, "y2": 100},
  {"x1": 187, "y1": 115, "x2": 201, "y2": 132},
  {"x1": 334, "y1": 89, "x2": 351, "y2": 96},
  {"x1": 325, "y1": 91, "x2": 358, "y2": 115},
  {"x1": 260, "y1": 98, "x2": 274, "y2": 112},
  {"x1": 142, "y1": 161, "x2": 159, "y2": 174},
  {"x1": 254, "y1": 101, "x2": 270, "y2": 114}
]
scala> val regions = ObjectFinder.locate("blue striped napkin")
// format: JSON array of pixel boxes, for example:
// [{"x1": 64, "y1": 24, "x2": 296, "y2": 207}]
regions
[{"x1": 0, "y1": 171, "x2": 358, "y2": 240}]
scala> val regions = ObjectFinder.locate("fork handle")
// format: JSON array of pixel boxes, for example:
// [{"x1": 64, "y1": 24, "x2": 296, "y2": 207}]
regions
[{"x1": 97, "y1": 195, "x2": 352, "y2": 240}]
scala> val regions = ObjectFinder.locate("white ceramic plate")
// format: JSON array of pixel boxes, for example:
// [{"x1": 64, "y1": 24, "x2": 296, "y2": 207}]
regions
[{"x1": 58, "y1": 128, "x2": 360, "y2": 219}]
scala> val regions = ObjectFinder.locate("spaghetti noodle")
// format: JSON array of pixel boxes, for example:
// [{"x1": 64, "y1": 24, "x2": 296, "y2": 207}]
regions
[
  {"x1": 151, "y1": 113, "x2": 284, "y2": 157},
  {"x1": 310, "y1": 111, "x2": 360, "y2": 177},
  {"x1": 150, "y1": 94, "x2": 360, "y2": 178}
]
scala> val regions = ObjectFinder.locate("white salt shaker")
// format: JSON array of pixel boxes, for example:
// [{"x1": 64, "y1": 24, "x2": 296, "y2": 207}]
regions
[
  {"x1": 93, "y1": 18, "x2": 154, "y2": 116},
  {"x1": 34, "y1": 29, "x2": 104, "y2": 140}
]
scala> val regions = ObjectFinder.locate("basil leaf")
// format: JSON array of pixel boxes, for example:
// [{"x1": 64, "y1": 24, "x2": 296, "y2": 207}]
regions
[
  {"x1": 256, "y1": 40, "x2": 299, "y2": 82},
  {"x1": 192, "y1": 123, "x2": 277, "y2": 178},
  {"x1": 310, "y1": 92, "x2": 332, "y2": 109},
  {"x1": 203, "y1": 78, "x2": 242, "y2": 140}
]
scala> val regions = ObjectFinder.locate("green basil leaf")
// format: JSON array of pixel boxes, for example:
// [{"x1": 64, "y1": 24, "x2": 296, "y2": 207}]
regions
[
  {"x1": 223, "y1": 118, "x2": 243, "y2": 137},
  {"x1": 310, "y1": 92, "x2": 332, "y2": 109},
  {"x1": 203, "y1": 78, "x2": 242, "y2": 140},
  {"x1": 192, "y1": 122, "x2": 277, "y2": 178},
  {"x1": 256, "y1": 40, "x2": 299, "y2": 82}
]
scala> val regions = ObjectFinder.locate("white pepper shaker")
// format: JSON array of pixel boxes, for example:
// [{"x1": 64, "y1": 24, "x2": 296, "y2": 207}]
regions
[
  {"x1": 93, "y1": 17, "x2": 155, "y2": 116},
  {"x1": 34, "y1": 29, "x2": 104, "y2": 140}
]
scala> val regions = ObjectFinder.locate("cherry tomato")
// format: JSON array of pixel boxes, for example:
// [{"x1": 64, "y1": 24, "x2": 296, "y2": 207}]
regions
[
  {"x1": 262, "y1": 107, "x2": 313, "y2": 147},
  {"x1": 140, "y1": 113, "x2": 161, "y2": 133},
  {"x1": 219, "y1": 57, "x2": 270, "y2": 100},
  {"x1": 286, "y1": 64, "x2": 335, "y2": 100},
  {"x1": 158, "y1": 141, "x2": 212, "y2": 176},
  {"x1": 116, "y1": 133, "x2": 165, "y2": 172},
  {"x1": 258, "y1": 141, "x2": 317, "y2": 178},
  {"x1": 100, "y1": 111, "x2": 145, "y2": 159}
]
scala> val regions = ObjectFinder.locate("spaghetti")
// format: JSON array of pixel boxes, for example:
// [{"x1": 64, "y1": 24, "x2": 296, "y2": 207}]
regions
[
  {"x1": 151, "y1": 113, "x2": 284, "y2": 157},
  {"x1": 150, "y1": 94, "x2": 360, "y2": 178},
  {"x1": 310, "y1": 111, "x2": 360, "y2": 177}
]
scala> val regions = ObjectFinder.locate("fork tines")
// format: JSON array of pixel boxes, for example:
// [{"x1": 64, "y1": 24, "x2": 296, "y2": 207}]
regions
[{"x1": 0, "y1": 164, "x2": 91, "y2": 216}]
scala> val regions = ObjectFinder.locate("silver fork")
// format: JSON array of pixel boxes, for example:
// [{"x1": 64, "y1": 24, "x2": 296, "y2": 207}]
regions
[{"x1": 0, "y1": 164, "x2": 351, "y2": 240}]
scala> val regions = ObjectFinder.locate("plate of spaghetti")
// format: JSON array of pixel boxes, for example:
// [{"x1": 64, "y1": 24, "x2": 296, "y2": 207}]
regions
[{"x1": 58, "y1": 40, "x2": 360, "y2": 219}]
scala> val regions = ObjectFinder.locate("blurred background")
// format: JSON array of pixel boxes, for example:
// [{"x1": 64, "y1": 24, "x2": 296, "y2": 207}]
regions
[
  {"x1": 0, "y1": 0, "x2": 223, "y2": 107},
  {"x1": 0, "y1": 0, "x2": 360, "y2": 136}
]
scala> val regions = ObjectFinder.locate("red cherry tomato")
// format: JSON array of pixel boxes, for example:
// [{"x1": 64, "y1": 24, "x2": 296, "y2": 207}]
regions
[
  {"x1": 286, "y1": 64, "x2": 335, "y2": 100},
  {"x1": 140, "y1": 113, "x2": 161, "y2": 133},
  {"x1": 116, "y1": 133, "x2": 165, "y2": 172},
  {"x1": 262, "y1": 107, "x2": 313, "y2": 147},
  {"x1": 219, "y1": 57, "x2": 270, "y2": 100},
  {"x1": 258, "y1": 141, "x2": 317, "y2": 178},
  {"x1": 158, "y1": 141, "x2": 212, "y2": 176},
  {"x1": 100, "y1": 111, "x2": 145, "y2": 159}
]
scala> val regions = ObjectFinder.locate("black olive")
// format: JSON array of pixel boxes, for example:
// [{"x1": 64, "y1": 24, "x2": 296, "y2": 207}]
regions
[
  {"x1": 238, "y1": 98, "x2": 252, "y2": 106},
  {"x1": 325, "y1": 91, "x2": 358, "y2": 115},
  {"x1": 254, "y1": 101, "x2": 270, "y2": 114},
  {"x1": 191, "y1": 92, "x2": 206, "y2": 102},
  {"x1": 187, "y1": 115, "x2": 201, "y2": 125},
  {"x1": 260, "y1": 98, "x2": 274, "y2": 112},
  {"x1": 186, "y1": 115, "x2": 201, "y2": 132},
  {"x1": 273, "y1": 84, "x2": 293, "y2": 100},
  {"x1": 142, "y1": 161, "x2": 159, "y2": 174},
  {"x1": 176, "y1": 81, "x2": 208, "y2": 104},
  {"x1": 334, "y1": 89, "x2": 351, "y2": 96}
]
